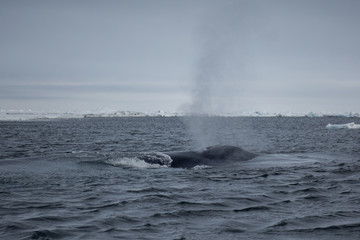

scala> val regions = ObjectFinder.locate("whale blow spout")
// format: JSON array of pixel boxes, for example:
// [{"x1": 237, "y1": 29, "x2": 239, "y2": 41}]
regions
[{"x1": 165, "y1": 145, "x2": 257, "y2": 168}]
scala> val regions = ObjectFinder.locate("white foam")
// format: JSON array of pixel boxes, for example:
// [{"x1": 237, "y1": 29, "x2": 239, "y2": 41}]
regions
[
  {"x1": 105, "y1": 157, "x2": 168, "y2": 169},
  {"x1": 193, "y1": 165, "x2": 212, "y2": 170},
  {"x1": 138, "y1": 152, "x2": 173, "y2": 166},
  {"x1": 326, "y1": 122, "x2": 360, "y2": 129}
]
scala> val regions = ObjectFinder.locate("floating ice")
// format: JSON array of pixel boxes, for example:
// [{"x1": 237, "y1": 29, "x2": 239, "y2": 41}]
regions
[{"x1": 326, "y1": 122, "x2": 360, "y2": 129}]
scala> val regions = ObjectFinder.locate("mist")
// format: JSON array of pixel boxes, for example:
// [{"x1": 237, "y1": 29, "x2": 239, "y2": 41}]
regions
[{"x1": 185, "y1": 1, "x2": 263, "y2": 148}]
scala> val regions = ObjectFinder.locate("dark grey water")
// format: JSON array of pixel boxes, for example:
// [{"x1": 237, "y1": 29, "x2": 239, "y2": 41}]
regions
[{"x1": 1, "y1": 117, "x2": 360, "y2": 240}]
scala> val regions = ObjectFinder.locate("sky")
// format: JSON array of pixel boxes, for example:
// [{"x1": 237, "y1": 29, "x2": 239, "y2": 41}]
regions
[{"x1": 1, "y1": 0, "x2": 359, "y2": 114}]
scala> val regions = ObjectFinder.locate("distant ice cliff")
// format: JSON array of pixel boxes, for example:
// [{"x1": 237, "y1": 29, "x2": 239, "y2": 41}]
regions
[{"x1": 0, "y1": 109, "x2": 359, "y2": 121}]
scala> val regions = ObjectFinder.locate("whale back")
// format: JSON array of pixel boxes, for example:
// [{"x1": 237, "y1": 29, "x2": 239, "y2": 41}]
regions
[
  {"x1": 202, "y1": 145, "x2": 257, "y2": 161},
  {"x1": 166, "y1": 151, "x2": 206, "y2": 168},
  {"x1": 166, "y1": 145, "x2": 256, "y2": 168}
]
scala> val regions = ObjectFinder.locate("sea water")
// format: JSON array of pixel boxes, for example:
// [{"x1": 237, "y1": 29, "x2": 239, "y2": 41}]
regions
[{"x1": 1, "y1": 117, "x2": 359, "y2": 239}]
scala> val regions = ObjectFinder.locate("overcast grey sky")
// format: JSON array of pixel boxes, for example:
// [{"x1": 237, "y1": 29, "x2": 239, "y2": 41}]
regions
[{"x1": 1, "y1": 0, "x2": 359, "y2": 113}]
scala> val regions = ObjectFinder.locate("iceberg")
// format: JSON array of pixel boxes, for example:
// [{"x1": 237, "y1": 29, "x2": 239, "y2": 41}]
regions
[{"x1": 326, "y1": 122, "x2": 360, "y2": 129}]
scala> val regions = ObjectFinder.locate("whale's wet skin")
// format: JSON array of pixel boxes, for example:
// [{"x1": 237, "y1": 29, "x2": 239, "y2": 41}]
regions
[
  {"x1": 139, "y1": 145, "x2": 257, "y2": 168},
  {"x1": 1, "y1": 117, "x2": 360, "y2": 239}
]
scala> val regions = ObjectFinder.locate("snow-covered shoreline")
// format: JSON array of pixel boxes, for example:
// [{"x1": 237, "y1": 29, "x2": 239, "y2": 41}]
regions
[{"x1": 1, "y1": 109, "x2": 359, "y2": 121}]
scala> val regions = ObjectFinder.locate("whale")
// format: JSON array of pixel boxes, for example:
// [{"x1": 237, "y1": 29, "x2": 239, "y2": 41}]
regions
[{"x1": 140, "y1": 145, "x2": 257, "y2": 168}]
